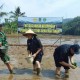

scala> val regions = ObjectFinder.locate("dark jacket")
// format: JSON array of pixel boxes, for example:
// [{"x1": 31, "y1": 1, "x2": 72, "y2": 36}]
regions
[
  {"x1": 53, "y1": 44, "x2": 71, "y2": 62},
  {"x1": 27, "y1": 37, "x2": 43, "y2": 55}
]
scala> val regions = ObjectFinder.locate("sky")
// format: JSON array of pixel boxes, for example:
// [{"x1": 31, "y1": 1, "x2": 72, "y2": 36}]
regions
[{"x1": 0, "y1": 0, "x2": 80, "y2": 18}]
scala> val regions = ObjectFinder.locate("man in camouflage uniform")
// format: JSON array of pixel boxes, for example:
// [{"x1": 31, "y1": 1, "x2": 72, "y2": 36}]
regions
[{"x1": 0, "y1": 24, "x2": 14, "y2": 74}]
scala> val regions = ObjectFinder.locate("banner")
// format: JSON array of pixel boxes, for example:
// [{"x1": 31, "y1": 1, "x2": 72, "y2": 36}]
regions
[
  {"x1": 18, "y1": 17, "x2": 63, "y2": 24},
  {"x1": 18, "y1": 17, "x2": 63, "y2": 34}
]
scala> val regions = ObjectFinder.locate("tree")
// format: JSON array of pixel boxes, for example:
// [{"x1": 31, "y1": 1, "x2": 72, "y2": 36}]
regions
[
  {"x1": 0, "y1": 5, "x2": 7, "y2": 17},
  {"x1": 62, "y1": 16, "x2": 80, "y2": 35},
  {"x1": 0, "y1": 6, "x2": 25, "y2": 34},
  {"x1": 7, "y1": 6, "x2": 25, "y2": 34},
  {"x1": 0, "y1": 5, "x2": 7, "y2": 23},
  {"x1": 10, "y1": 6, "x2": 25, "y2": 20}
]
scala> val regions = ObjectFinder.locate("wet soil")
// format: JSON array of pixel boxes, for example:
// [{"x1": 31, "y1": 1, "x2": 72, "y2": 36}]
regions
[{"x1": 0, "y1": 36, "x2": 80, "y2": 80}]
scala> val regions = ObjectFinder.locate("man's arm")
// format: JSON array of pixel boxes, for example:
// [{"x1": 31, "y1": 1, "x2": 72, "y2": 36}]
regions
[
  {"x1": 32, "y1": 48, "x2": 42, "y2": 57},
  {"x1": 33, "y1": 38, "x2": 43, "y2": 58},
  {"x1": 59, "y1": 61, "x2": 76, "y2": 69},
  {"x1": 59, "y1": 61, "x2": 71, "y2": 67}
]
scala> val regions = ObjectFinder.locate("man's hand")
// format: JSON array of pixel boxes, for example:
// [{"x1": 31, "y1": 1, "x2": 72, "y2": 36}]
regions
[
  {"x1": 72, "y1": 62, "x2": 77, "y2": 67},
  {"x1": 32, "y1": 53, "x2": 37, "y2": 58},
  {"x1": 70, "y1": 65, "x2": 76, "y2": 69}
]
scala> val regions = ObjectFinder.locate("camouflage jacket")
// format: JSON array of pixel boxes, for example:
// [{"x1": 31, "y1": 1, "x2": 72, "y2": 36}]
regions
[{"x1": 0, "y1": 31, "x2": 8, "y2": 48}]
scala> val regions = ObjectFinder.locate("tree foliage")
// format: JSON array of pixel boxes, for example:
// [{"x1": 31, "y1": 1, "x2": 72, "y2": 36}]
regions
[
  {"x1": 10, "y1": 6, "x2": 25, "y2": 20},
  {"x1": 0, "y1": 5, "x2": 7, "y2": 17},
  {"x1": 3, "y1": 6, "x2": 25, "y2": 34},
  {"x1": 62, "y1": 16, "x2": 80, "y2": 35}
]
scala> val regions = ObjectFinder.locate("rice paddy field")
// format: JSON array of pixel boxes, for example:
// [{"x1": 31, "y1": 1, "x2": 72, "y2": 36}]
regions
[{"x1": 0, "y1": 34, "x2": 80, "y2": 80}]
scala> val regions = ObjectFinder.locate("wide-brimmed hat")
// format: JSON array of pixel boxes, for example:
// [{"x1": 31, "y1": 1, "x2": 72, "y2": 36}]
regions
[
  {"x1": 23, "y1": 29, "x2": 37, "y2": 36},
  {"x1": 70, "y1": 44, "x2": 80, "y2": 54}
]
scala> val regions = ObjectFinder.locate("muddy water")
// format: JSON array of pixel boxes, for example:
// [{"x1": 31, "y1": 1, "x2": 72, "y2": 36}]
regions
[
  {"x1": 7, "y1": 37, "x2": 80, "y2": 45},
  {"x1": 0, "y1": 46, "x2": 56, "y2": 80},
  {"x1": 7, "y1": 37, "x2": 80, "y2": 67},
  {"x1": 0, "y1": 37, "x2": 80, "y2": 80}
]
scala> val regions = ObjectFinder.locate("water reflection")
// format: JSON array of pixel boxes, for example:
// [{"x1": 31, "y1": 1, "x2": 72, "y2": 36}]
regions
[
  {"x1": 31, "y1": 75, "x2": 41, "y2": 80},
  {"x1": 8, "y1": 74, "x2": 14, "y2": 80}
]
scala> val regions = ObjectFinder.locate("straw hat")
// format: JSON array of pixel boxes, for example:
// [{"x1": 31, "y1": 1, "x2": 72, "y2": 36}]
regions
[{"x1": 23, "y1": 29, "x2": 37, "y2": 36}]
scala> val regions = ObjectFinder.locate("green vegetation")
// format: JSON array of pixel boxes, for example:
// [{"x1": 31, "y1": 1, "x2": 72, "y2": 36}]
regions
[
  {"x1": 0, "y1": 5, "x2": 7, "y2": 17},
  {"x1": 0, "y1": 5, "x2": 25, "y2": 34},
  {"x1": 0, "y1": 4, "x2": 80, "y2": 35},
  {"x1": 62, "y1": 16, "x2": 80, "y2": 35},
  {"x1": 3, "y1": 20, "x2": 17, "y2": 34}
]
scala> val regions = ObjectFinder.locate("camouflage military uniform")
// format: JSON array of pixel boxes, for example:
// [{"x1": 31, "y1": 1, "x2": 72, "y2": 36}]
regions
[{"x1": 0, "y1": 32, "x2": 10, "y2": 63}]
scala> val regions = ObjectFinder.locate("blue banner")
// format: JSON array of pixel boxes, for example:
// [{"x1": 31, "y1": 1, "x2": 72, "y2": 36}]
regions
[{"x1": 18, "y1": 17, "x2": 63, "y2": 24}]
